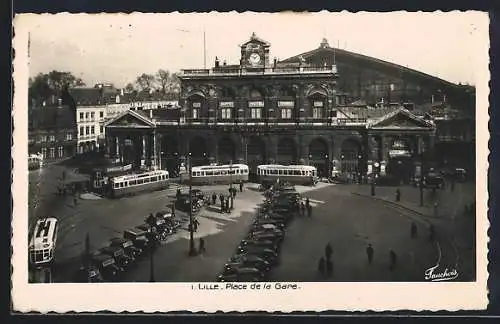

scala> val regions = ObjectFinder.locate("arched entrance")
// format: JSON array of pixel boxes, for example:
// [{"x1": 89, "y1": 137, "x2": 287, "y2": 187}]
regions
[
  {"x1": 340, "y1": 138, "x2": 361, "y2": 177},
  {"x1": 277, "y1": 137, "x2": 297, "y2": 165},
  {"x1": 218, "y1": 137, "x2": 236, "y2": 165},
  {"x1": 160, "y1": 135, "x2": 179, "y2": 175},
  {"x1": 247, "y1": 136, "x2": 266, "y2": 180},
  {"x1": 189, "y1": 136, "x2": 209, "y2": 166},
  {"x1": 309, "y1": 138, "x2": 329, "y2": 178}
]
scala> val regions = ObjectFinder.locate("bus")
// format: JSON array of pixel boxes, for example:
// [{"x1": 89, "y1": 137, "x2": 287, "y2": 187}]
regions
[
  {"x1": 190, "y1": 164, "x2": 249, "y2": 185},
  {"x1": 108, "y1": 170, "x2": 169, "y2": 198},
  {"x1": 29, "y1": 217, "x2": 58, "y2": 267},
  {"x1": 257, "y1": 164, "x2": 318, "y2": 186}
]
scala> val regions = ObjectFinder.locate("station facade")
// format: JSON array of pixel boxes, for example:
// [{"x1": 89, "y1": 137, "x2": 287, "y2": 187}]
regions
[{"x1": 105, "y1": 33, "x2": 438, "y2": 182}]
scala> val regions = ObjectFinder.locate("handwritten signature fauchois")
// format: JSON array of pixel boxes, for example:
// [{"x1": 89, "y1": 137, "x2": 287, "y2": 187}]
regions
[{"x1": 424, "y1": 264, "x2": 459, "y2": 282}]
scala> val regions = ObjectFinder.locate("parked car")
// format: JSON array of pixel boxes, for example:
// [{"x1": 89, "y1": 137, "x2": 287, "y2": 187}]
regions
[
  {"x1": 136, "y1": 223, "x2": 164, "y2": 243},
  {"x1": 73, "y1": 265, "x2": 104, "y2": 283},
  {"x1": 217, "y1": 267, "x2": 266, "y2": 282},
  {"x1": 109, "y1": 237, "x2": 143, "y2": 260},
  {"x1": 99, "y1": 246, "x2": 134, "y2": 270},
  {"x1": 239, "y1": 239, "x2": 279, "y2": 253},
  {"x1": 90, "y1": 254, "x2": 121, "y2": 281},
  {"x1": 236, "y1": 246, "x2": 279, "y2": 265},
  {"x1": 253, "y1": 218, "x2": 285, "y2": 230},
  {"x1": 251, "y1": 227, "x2": 285, "y2": 240},
  {"x1": 123, "y1": 228, "x2": 152, "y2": 251},
  {"x1": 248, "y1": 232, "x2": 283, "y2": 245},
  {"x1": 424, "y1": 171, "x2": 445, "y2": 188},
  {"x1": 229, "y1": 254, "x2": 271, "y2": 271}
]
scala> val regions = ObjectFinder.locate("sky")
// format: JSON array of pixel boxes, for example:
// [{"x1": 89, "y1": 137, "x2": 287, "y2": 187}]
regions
[{"x1": 21, "y1": 11, "x2": 488, "y2": 88}]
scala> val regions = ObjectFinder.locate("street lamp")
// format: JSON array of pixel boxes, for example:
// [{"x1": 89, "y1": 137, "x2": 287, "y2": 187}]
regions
[
  {"x1": 324, "y1": 154, "x2": 329, "y2": 178},
  {"x1": 230, "y1": 159, "x2": 234, "y2": 210},
  {"x1": 187, "y1": 152, "x2": 197, "y2": 256}
]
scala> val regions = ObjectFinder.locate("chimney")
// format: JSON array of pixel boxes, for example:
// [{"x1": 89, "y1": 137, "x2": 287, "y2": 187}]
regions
[
  {"x1": 57, "y1": 98, "x2": 62, "y2": 107},
  {"x1": 215, "y1": 56, "x2": 220, "y2": 68}
]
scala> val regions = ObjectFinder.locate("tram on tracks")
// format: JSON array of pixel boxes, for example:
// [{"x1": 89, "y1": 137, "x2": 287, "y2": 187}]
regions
[
  {"x1": 190, "y1": 164, "x2": 249, "y2": 185},
  {"x1": 28, "y1": 153, "x2": 44, "y2": 170},
  {"x1": 108, "y1": 170, "x2": 170, "y2": 198},
  {"x1": 257, "y1": 164, "x2": 319, "y2": 186},
  {"x1": 29, "y1": 217, "x2": 58, "y2": 268}
]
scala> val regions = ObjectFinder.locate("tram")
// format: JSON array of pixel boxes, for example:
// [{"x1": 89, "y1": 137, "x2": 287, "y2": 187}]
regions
[
  {"x1": 257, "y1": 164, "x2": 318, "y2": 186},
  {"x1": 190, "y1": 164, "x2": 249, "y2": 185},
  {"x1": 28, "y1": 153, "x2": 44, "y2": 170},
  {"x1": 29, "y1": 217, "x2": 58, "y2": 267},
  {"x1": 108, "y1": 170, "x2": 170, "y2": 198}
]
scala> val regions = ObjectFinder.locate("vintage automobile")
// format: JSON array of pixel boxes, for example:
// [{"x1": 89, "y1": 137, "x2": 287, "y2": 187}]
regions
[
  {"x1": 90, "y1": 253, "x2": 121, "y2": 281},
  {"x1": 217, "y1": 267, "x2": 266, "y2": 282},
  {"x1": 109, "y1": 237, "x2": 143, "y2": 259},
  {"x1": 236, "y1": 246, "x2": 279, "y2": 265},
  {"x1": 248, "y1": 231, "x2": 283, "y2": 245},
  {"x1": 123, "y1": 228, "x2": 152, "y2": 251},
  {"x1": 253, "y1": 218, "x2": 285, "y2": 230},
  {"x1": 424, "y1": 171, "x2": 445, "y2": 188},
  {"x1": 229, "y1": 254, "x2": 271, "y2": 271},
  {"x1": 239, "y1": 238, "x2": 280, "y2": 253},
  {"x1": 99, "y1": 246, "x2": 134, "y2": 270},
  {"x1": 73, "y1": 265, "x2": 104, "y2": 283}
]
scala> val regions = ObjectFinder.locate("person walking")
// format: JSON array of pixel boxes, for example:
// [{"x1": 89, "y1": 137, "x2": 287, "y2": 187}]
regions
[
  {"x1": 212, "y1": 193, "x2": 217, "y2": 206},
  {"x1": 307, "y1": 203, "x2": 312, "y2": 218},
  {"x1": 389, "y1": 249, "x2": 397, "y2": 271},
  {"x1": 219, "y1": 194, "x2": 224, "y2": 207},
  {"x1": 198, "y1": 238, "x2": 206, "y2": 254},
  {"x1": 226, "y1": 198, "x2": 231, "y2": 212},
  {"x1": 318, "y1": 257, "x2": 326, "y2": 278},
  {"x1": 410, "y1": 221, "x2": 418, "y2": 239},
  {"x1": 300, "y1": 201, "x2": 306, "y2": 217},
  {"x1": 193, "y1": 218, "x2": 200, "y2": 232},
  {"x1": 305, "y1": 197, "x2": 310, "y2": 208},
  {"x1": 366, "y1": 244, "x2": 374, "y2": 265},
  {"x1": 239, "y1": 182, "x2": 243, "y2": 192},
  {"x1": 325, "y1": 243, "x2": 333, "y2": 261}
]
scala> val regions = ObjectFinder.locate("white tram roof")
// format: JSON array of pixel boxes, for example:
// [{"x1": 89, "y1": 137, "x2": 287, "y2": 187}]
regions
[
  {"x1": 257, "y1": 164, "x2": 317, "y2": 171},
  {"x1": 29, "y1": 217, "x2": 58, "y2": 250},
  {"x1": 192, "y1": 164, "x2": 249, "y2": 171},
  {"x1": 112, "y1": 170, "x2": 169, "y2": 182}
]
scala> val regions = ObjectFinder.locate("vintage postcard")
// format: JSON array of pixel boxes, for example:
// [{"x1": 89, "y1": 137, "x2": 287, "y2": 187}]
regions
[{"x1": 12, "y1": 11, "x2": 490, "y2": 312}]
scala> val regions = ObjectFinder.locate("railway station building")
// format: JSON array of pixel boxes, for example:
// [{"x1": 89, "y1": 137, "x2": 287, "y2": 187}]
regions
[{"x1": 105, "y1": 33, "x2": 474, "y2": 182}]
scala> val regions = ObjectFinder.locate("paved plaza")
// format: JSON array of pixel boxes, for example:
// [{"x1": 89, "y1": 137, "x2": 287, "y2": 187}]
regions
[{"x1": 29, "y1": 164, "x2": 476, "y2": 282}]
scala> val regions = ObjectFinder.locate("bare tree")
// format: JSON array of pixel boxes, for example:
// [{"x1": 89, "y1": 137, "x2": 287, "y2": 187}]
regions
[
  {"x1": 135, "y1": 73, "x2": 156, "y2": 92},
  {"x1": 156, "y1": 69, "x2": 181, "y2": 94}
]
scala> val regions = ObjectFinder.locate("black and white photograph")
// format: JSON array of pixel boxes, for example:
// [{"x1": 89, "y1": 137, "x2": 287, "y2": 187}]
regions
[{"x1": 12, "y1": 11, "x2": 489, "y2": 312}]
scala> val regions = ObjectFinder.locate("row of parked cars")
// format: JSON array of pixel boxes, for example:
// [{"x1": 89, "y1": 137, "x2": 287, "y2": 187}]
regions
[
  {"x1": 73, "y1": 209, "x2": 182, "y2": 282},
  {"x1": 216, "y1": 184, "x2": 301, "y2": 282}
]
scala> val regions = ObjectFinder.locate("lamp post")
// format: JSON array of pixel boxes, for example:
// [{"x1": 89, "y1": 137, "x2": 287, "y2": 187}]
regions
[
  {"x1": 187, "y1": 153, "x2": 197, "y2": 256},
  {"x1": 324, "y1": 154, "x2": 329, "y2": 179}
]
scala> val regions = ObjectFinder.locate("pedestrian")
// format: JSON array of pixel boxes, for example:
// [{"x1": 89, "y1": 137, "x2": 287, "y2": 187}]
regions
[
  {"x1": 199, "y1": 238, "x2": 206, "y2": 254},
  {"x1": 395, "y1": 189, "x2": 401, "y2": 202},
  {"x1": 410, "y1": 221, "x2": 418, "y2": 238},
  {"x1": 300, "y1": 201, "x2": 306, "y2": 217},
  {"x1": 239, "y1": 182, "x2": 243, "y2": 192},
  {"x1": 325, "y1": 243, "x2": 333, "y2": 261},
  {"x1": 389, "y1": 249, "x2": 397, "y2": 271},
  {"x1": 325, "y1": 259, "x2": 333, "y2": 278},
  {"x1": 307, "y1": 204, "x2": 312, "y2": 218},
  {"x1": 305, "y1": 197, "x2": 310, "y2": 208},
  {"x1": 73, "y1": 196, "x2": 78, "y2": 207},
  {"x1": 318, "y1": 257, "x2": 326, "y2": 277},
  {"x1": 219, "y1": 194, "x2": 224, "y2": 206},
  {"x1": 212, "y1": 193, "x2": 217, "y2": 205},
  {"x1": 226, "y1": 198, "x2": 231, "y2": 212},
  {"x1": 366, "y1": 244, "x2": 374, "y2": 265},
  {"x1": 193, "y1": 218, "x2": 200, "y2": 232}
]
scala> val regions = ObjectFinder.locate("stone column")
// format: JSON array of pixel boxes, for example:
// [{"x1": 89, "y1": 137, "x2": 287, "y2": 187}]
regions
[
  {"x1": 151, "y1": 131, "x2": 157, "y2": 169},
  {"x1": 115, "y1": 136, "x2": 120, "y2": 163},
  {"x1": 141, "y1": 134, "x2": 147, "y2": 168}
]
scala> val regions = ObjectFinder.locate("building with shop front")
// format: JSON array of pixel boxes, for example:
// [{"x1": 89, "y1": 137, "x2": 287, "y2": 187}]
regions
[
  {"x1": 28, "y1": 99, "x2": 78, "y2": 160},
  {"x1": 103, "y1": 33, "x2": 463, "y2": 183}
]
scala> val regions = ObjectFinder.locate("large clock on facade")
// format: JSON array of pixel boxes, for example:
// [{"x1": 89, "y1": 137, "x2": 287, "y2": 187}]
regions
[{"x1": 248, "y1": 52, "x2": 261, "y2": 65}]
